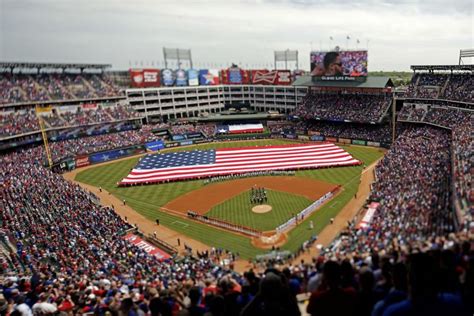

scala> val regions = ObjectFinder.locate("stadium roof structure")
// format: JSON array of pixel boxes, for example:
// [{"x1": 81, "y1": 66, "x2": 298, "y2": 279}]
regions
[
  {"x1": 0, "y1": 62, "x2": 112, "y2": 72},
  {"x1": 292, "y1": 76, "x2": 394, "y2": 89},
  {"x1": 188, "y1": 112, "x2": 285, "y2": 122},
  {"x1": 410, "y1": 64, "x2": 474, "y2": 71}
]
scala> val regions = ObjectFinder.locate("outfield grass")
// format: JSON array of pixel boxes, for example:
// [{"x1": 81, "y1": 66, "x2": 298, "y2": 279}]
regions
[
  {"x1": 75, "y1": 140, "x2": 384, "y2": 258},
  {"x1": 206, "y1": 189, "x2": 313, "y2": 231}
]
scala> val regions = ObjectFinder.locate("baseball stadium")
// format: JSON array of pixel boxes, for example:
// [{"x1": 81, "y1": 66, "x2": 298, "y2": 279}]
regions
[{"x1": 0, "y1": 1, "x2": 473, "y2": 316}]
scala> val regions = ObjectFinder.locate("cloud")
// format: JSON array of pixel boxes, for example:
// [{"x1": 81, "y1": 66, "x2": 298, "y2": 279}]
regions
[{"x1": 1, "y1": 0, "x2": 472, "y2": 71}]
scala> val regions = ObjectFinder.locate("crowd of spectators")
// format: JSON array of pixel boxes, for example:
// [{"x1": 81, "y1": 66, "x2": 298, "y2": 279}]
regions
[
  {"x1": 295, "y1": 121, "x2": 392, "y2": 143},
  {"x1": 0, "y1": 106, "x2": 141, "y2": 138},
  {"x1": 323, "y1": 126, "x2": 455, "y2": 262},
  {"x1": 295, "y1": 93, "x2": 392, "y2": 123},
  {"x1": 398, "y1": 104, "x2": 472, "y2": 216},
  {"x1": 170, "y1": 124, "x2": 216, "y2": 137},
  {"x1": 0, "y1": 120, "x2": 472, "y2": 314},
  {"x1": 443, "y1": 74, "x2": 474, "y2": 102},
  {"x1": 0, "y1": 73, "x2": 123, "y2": 104},
  {"x1": 47, "y1": 129, "x2": 158, "y2": 161},
  {"x1": 0, "y1": 111, "x2": 40, "y2": 138},
  {"x1": 452, "y1": 119, "x2": 472, "y2": 214},
  {"x1": 404, "y1": 73, "x2": 473, "y2": 102},
  {"x1": 0, "y1": 138, "x2": 472, "y2": 315}
]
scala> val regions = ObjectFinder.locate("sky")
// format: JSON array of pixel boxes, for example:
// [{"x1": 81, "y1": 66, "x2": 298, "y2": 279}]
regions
[{"x1": 0, "y1": 0, "x2": 472, "y2": 71}]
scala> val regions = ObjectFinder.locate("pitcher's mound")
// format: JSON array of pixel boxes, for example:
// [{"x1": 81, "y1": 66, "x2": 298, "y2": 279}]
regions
[{"x1": 252, "y1": 205, "x2": 272, "y2": 214}]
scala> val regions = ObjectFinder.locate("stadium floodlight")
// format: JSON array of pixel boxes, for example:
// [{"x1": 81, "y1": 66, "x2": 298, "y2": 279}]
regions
[
  {"x1": 163, "y1": 47, "x2": 193, "y2": 69},
  {"x1": 274, "y1": 49, "x2": 298, "y2": 70},
  {"x1": 459, "y1": 49, "x2": 474, "y2": 65}
]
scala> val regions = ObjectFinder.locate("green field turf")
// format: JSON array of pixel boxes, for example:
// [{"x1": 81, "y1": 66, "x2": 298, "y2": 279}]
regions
[
  {"x1": 206, "y1": 189, "x2": 313, "y2": 231},
  {"x1": 74, "y1": 139, "x2": 384, "y2": 258}
]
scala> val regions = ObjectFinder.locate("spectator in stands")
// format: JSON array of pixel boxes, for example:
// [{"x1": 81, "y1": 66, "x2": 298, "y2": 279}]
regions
[
  {"x1": 306, "y1": 260, "x2": 357, "y2": 316},
  {"x1": 383, "y1": 253, "x2": 469, "y2": 316}
]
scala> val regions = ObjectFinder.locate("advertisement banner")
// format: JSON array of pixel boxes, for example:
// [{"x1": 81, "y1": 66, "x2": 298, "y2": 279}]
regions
[
  {"x1": 251, "y1": 70, "x2": 292, "y2": 85},
  {"x1": 129, "y1": 69, "x2": 161, "y2": 88},
  {"x1": 123, "y1": 233, "x2": 171, "y2": 261},
  {"x1": 297, "y1": 135, "x2": 310, "y2": 140},
  {"x1": 228, "y1": 68, "x2": 243, "y2": 84},
  {"x1": 352, "y1": 140, "x2": 367, "y2": 146},
  {"x1": 186, "y1": 133, "x2": 202, "y2": 139},
  {"x1": 326, "y1": 137, "x2": 337, "y2": 142},
  {"x1": 220, "y1": 69, "x2": 229, "y2": 84},
  {"x1": 367, "y1": 141, "x2": 381, "y2": 147},
  {"x1": 338, "y1": 138, "x2": 351, "y2": 144},
  {"x1": 89, "y1": 146, "x2": 145, "y2": 164},
  {"x1": 175, "y1": 69, "x2": 188, "y2": 86},
  {"x1": 285, "y1": 134, "x2": 296, "y2": 139},
  {"x1": 66, "y1": 159, "x2": 76, "y2": 170},
  {"x1": 308, "y1": 130, "x2": 321, "y2": 136},
  {"x1": 161, "y1": 69, "x2": 175, "y2": 86},
  {"x1": 251, "y1": 70, "x2": 270, "y2": 84},
  {"x1": 187, "y1": 69, "x2": 199, "y2": 86},
  {"x1": 311, "y1": 135, "x2": 325, "y2": 141},
  {"x1": 194, "y1": 139, "x2": 209, "y2": 144},
  {"x1": 172, "y1": 135, "x2": 185, "y2": 141},
  {"x1": 310, "y1": 50, "x2": 368, "y2": 79},
  {"x1": 276, "y1": 70, "x2": 292, "y2": 85},
  {"x1": 145, "y1": 140, "x2": 165, "y2": 152},
  {"x1": 241, "y1": 69, "x2": 251, "y2": 84},
  {"x1": 165, "y1": 142, "x2": 180, "y2": 148},
  {"x1": 199, "y1": 69, "x2": 220, "y2": 85},
  {"x1": 179, "y1": 140, "x2": 193, "y2": 146},
  {"x1": 75, "y1": 156, "x2": 90, "y2": 168},
  {"x1": 81, "y1": 103, "x2": 97, "y2": 109}
]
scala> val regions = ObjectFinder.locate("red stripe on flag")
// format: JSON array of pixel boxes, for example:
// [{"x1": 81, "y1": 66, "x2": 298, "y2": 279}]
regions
[{"x1": 119, "y1": 143, "x2": 360, "y2": 185}]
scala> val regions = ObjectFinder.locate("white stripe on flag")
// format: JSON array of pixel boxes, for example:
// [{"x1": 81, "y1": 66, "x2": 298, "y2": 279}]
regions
[{"x1": 120, "y1": 143, "x2": 360, "y2": 185}]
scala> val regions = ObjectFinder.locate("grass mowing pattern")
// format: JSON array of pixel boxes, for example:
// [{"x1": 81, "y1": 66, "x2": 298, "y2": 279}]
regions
[
  {"x1": 75, "y1": 140, "x2": 384, "y2": 258},
  {"x1": 206, "y1": 189, "x2": 313, "y2": 231}
]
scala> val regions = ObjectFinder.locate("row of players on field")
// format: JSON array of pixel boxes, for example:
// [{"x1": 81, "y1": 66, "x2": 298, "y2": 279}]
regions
[{"x1": 250, "y1": 186, "x2": 267, "y2": 204}]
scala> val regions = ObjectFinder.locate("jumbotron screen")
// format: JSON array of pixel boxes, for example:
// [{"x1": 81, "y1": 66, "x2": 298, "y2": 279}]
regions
[{"x1": 310, "y1": 50, "x2": 368, "y2": 80}]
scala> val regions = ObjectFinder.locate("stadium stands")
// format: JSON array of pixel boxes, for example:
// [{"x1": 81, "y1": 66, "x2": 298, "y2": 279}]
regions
[
  {"x1": 324, "y1": 126, "x2": 457, "y2": 256},
  {"x1": 47, "y1": 129, "x2": 157, "y2": 162},
  {"x1": 0, "y1": 63, "x2": 472, "y2": 315},
  {"x1": 296, "y1": 121, "x2": 392, "y2": 143},
  {"x1": 295, "y1": 93, "x2": 392, "y2": 123},
  {"x1": 0, "y1": 105, "x2": 141, "y2": 138},
  {"x1": 0, "y1": 111, "x2": 40, "y2": 137},
  {"x1": 170, "y1": 123, "x2": 216, "y2": 137},
  {"x1": 405, "y1": 73, "x2": 473, "y2": 102},
  {"x1": 0, "y1": 73, "x2": 122, "y2": 104},
  {"x1": 0, "y1": 139, "x2": 472, "y2": 315},
  {"x1": 398, "y1": 104, "x2": 473, "y2": 218}
]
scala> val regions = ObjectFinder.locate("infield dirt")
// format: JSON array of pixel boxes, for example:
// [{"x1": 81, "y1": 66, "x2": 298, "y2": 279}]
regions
[{"x1": 163, "y1": 176, "x2": 338, "y2": 215}]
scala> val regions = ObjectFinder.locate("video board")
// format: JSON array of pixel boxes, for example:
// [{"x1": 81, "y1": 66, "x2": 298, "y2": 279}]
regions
[{"x1": 310, "y1": 50, "x2": 368, "y2": 80}]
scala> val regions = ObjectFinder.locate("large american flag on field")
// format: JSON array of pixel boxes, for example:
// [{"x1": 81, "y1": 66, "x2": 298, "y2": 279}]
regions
[{"x1": 119, "y1": 143, "x2": 360, "y2": 186}]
